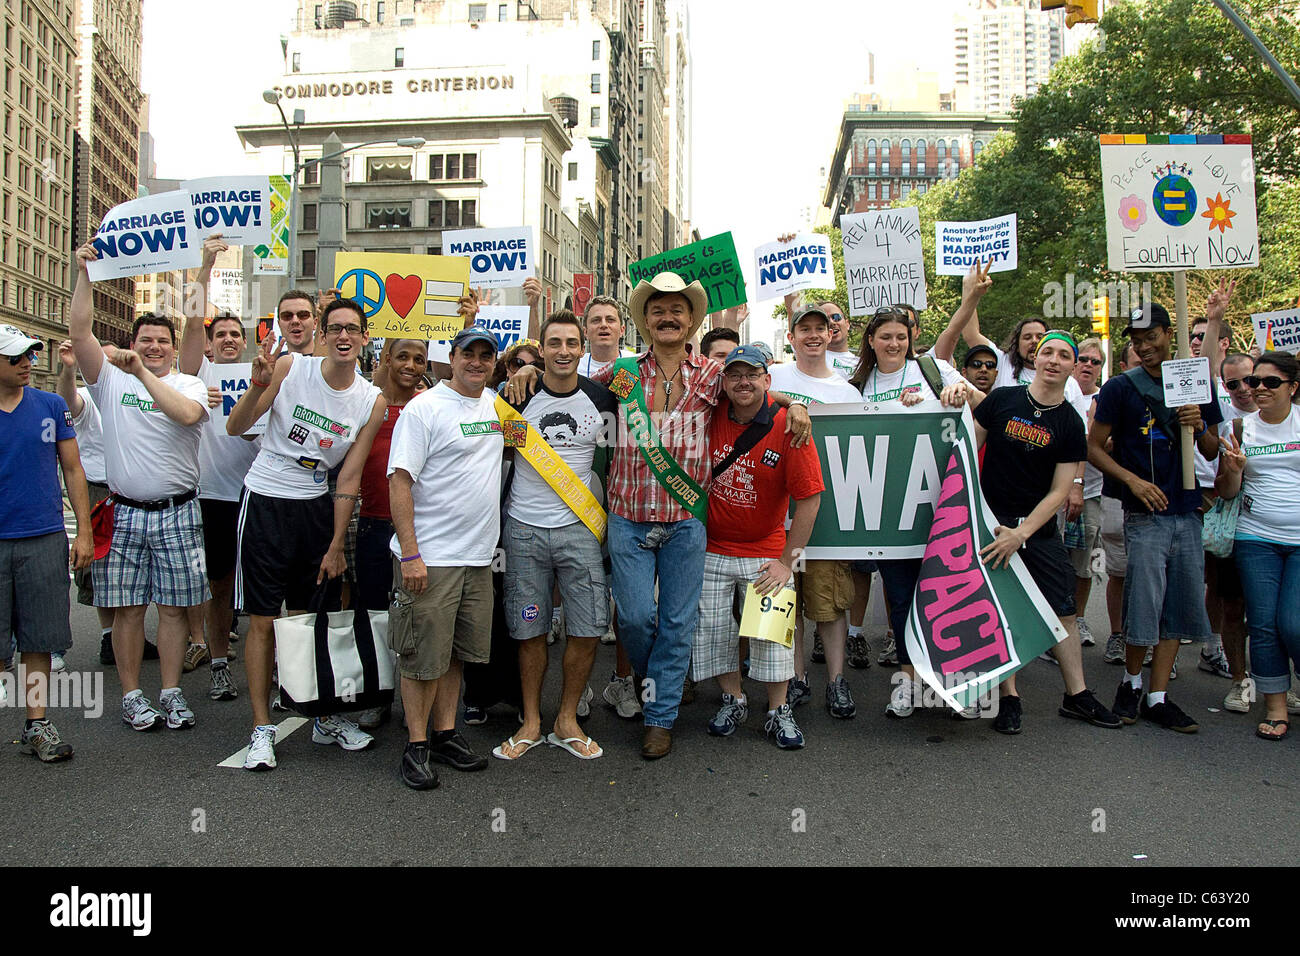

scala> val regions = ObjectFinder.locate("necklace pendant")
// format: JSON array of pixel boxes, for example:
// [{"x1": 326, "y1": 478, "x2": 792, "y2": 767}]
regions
[{"x1": 1034, "y1": 410, "x2": 1041, "y2": 418}]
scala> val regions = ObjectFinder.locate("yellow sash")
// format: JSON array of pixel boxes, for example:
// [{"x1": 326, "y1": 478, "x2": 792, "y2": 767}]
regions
[{"x1": 494, "y1": 394, "x2": 606, "y2": 541}]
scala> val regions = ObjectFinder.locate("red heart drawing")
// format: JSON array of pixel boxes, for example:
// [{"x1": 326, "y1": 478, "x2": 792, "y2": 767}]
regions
[{"x1": 385, "y1": 274, "x2": 421, "y2": 319}]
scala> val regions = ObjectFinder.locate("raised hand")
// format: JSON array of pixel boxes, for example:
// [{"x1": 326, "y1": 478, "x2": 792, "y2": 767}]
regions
[
  {"x1": 201, "y1": 233, "x2": 228, "y2": 271},
  {"x1": 58, "y1": 339, "x2": 77, "y2": 369},
  {"x1": 1220, "y1": 432, "x2": 1246, "y2": 476},
  {"x1": 108, "y1": 348, "x2": 144, "y2": 377},
  {"x1": 252, "y1": 326, "x2": 276, "y2": 381},
  {"x1": 962, "y1": 256, "x2": 993, "y2": 303},
  {"x1": 74, "y1": 242, "x2": 98, "y2": 272},
  {"x1": 1205, "y1": 276, "x2": 1237, "y2": 324},
  {"x1": 522, "y1": 276, "x2": 542, "y2": 308}
]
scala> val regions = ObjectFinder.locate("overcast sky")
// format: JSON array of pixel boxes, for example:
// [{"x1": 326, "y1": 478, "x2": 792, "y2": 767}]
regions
[{"x1": 141, "y1": 0, "x2": 962, "y2": 344}]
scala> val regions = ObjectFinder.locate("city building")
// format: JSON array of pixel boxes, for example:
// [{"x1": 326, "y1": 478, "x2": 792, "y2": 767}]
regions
[
  {"x1": 72, "y1": 0, "x2": 143, "y2": 345},
  {"x1": 954, "y1": 0, "x2": 1064, "y2": 114},
  {"x1": 822, "y1": 110, "x2": 1014, "y2": 221},
  {"x1": 1, "y1": 0, "x2": 78, "y2": 390},
  {"x1": 661, "y1": 0, "x2": 690, "y2": 249},
  {"x1": 635, "y1": 0, "x2": 666, "y2": 259}
]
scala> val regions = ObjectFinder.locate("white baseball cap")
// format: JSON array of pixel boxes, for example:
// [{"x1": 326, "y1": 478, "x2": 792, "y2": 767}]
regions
[{"x1": 0, "y1": 324, "x2": 42, "y2": 358}]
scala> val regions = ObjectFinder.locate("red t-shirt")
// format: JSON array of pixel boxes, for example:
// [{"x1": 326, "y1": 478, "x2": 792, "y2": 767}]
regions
[
  {"x1": 360, "y1": 402, "x2": 404, "y2": 519},
  {"x1": 706, "y1": 399, "x2": 824, "y2": 558}
]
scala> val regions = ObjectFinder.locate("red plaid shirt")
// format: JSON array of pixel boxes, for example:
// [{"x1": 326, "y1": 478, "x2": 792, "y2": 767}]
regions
[{"x1": 592, "y1": 348, "x2": 724, "y2": 523}]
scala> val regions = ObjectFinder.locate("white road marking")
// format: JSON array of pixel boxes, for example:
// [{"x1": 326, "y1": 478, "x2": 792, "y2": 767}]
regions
[{"x1": 218, "y1": 716, "x2": 309, "y2": 768}]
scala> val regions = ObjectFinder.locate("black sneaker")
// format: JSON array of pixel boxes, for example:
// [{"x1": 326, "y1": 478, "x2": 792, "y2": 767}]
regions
[
  {"x1": 429, "y1": 731, "x2": 489, "y2": 771},
  {"x1": 846, "y1": 633, "x2": 872, "y2": 669},
  {"x1": 811, "y1": 632, "x2": 825, "y2": 664},
  {"x1": 1059, "y1": 689, "x2": 1123, "y2": 728},
  {"x1": 1112, "y1": 681, "x2": 1142, "y2": 725},
  {"x1": 825, "y1": 675, "x2": 856, "y2": 719},
  {"x1": 142, "y1": 640, "x2": 160, "y2": 661},
  {"x1": 400, "y1": 742, "x2": 439, "y2": 790},
  {"x1": 1139, "y1": 696, "x2": 1199, "y2": 733},
  {"x1": 99, "y1": 632, "x2": 115, "y2": 666},
  {"x1": 994, "y1": 695, "x2": 1022, "y2": 734}
]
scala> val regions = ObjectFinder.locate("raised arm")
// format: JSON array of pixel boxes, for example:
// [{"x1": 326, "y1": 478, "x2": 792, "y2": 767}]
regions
[
  {"x1": 1203, "y1": 277, "x2": 1236, "y2": 373},
  {"x1": 935, "y1": 257, "x2": 993, "y2": 363},
  {"x1": 55, "y1": 341, "x2": 84, "y2": 416},
  {"x1": 105, "y1": 350, "x2": 206, "y2": 426},
  {"x1": 179, "y1": 234, "x2": 228, "y2": 376},
  {"x1": 70, "y1": 244, "x2": 104, "y2": 384},
  {"x1": 228, "y1": 336, "x2": 290, "y2": 435},
  {"x1": 523, "y1": 277, "x2": 541, "y2": 340}
]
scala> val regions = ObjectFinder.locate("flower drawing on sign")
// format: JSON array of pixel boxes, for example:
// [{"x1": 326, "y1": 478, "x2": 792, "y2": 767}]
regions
[
  {"x1": 1202, "y1": 193, "x2": 1236, "y2": 233},
  {"x1": 1117, "y1": 195, "x2": 1147, "y2": 232}
]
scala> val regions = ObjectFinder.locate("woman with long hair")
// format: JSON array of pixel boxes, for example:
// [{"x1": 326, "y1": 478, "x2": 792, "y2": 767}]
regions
[{"x1": 490, "y1": 338, "x2": 542, "y2": 391}]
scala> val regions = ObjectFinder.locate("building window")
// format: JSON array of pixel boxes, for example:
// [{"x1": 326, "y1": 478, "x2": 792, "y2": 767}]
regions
[
  {"x1": 302, "y1": 203, "x2": 318, "y2": 231},
  {"x1": 568, "y1": 162, "x2": 578, "y2": 181},
  {"x1": 462, "y1": 200, "x2": 476, "y2": 226},
  {"x1": 447, "y1": 154, "x2": 460, "y2": 179},
  {"x1": 881, "y1": 183, "x2": 890, "y2": 200},
  {"x1": 376, "y1": 1, "x2": 385, "y2": 22},
  {"x1": 367, "y1": 202, "x2": 411, "y2": 229},
  {"x1": 591, "y1": 73, "x2": 601, "y2": 94},
  {"x1": 394, "y1": 47, "x2": 404, "y2": 67},
  {"x1": 302, "y1": 249, "x2": 317, "y2": 278},
  {"x1": 366, "y1": 155, "x2": 412, "y2": 182},
  {"x1": 463, "y1": 154, "x2": 477, "y2": 178},
  {"x1": 868, "y1": 183, "x2": 877, "y2": 200},
  {"x1": 915, "y1": 138, "x2": 927, "y2": 174},
  {"x1": 499, "y1": 3, "x2": 508, "y2": 20},
  {"x1": 428, "y1": 199, "x2": 475, "y2": 229},
  {"x1": 302, "y1": 162, "x2": 319, "y2": 186},
  {"x1": 590, "y1": 106, "x2": 600, "y2": 127},
  {"x1": 292, "y1": 52, "x2": 301, "y2": 72},
  {"x1": 592, "y1": 39, "x2": 600, "y2": 60},
  {"x1": 468, "y1": 3, "x2": 485, "y2": 21}
]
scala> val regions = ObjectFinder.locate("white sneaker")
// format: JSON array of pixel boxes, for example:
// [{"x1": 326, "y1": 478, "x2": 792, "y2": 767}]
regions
[
  {"x1": 548, "y1": 610, "x2": 564, "y2": 646},
  {"x1": 602, "y1": 674, "x2": 641, "y2": 719},
  {"x1": 243, "y1": 725, "x2": 277, "y2": 771},
  {"x1": 1288, "y1": 689, "x2": 1300, "y2": 715},
  {"x1": 1223, "y1": 680, "x2": 1252, "y2": 714},
  {"x1": 886, "y1": 677, "x2": 916, "y2": 718},
  {"x1": 576, "y1": 684, "x2": 594, "y2": 719},
  {"x1": 312, "y1": 714, "x2": 374, "y2": 751},
  {"x1": 1076, "y1": 618, "x2": 1095, "y2": 647},
  {"x1": 159, "y1": 689, "x2": 196, "y2": 729},
  {"x1": 50, "y1": 652, "x2": 67, "y2": 672},
  {"x1": 121, "y1": 693, "x2": 165, "y2": 731}
]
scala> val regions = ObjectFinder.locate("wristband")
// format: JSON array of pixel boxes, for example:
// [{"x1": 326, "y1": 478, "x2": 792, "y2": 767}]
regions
[
  {"x1": 250, "y1": 377, "x2": 271, "y2": 388},
  {"x1": 399, "y1": 554, "x2": 421, "y2": 563},
  {"x1": 1072, "y1": 477, "x2": 1084, "y2": 485}
]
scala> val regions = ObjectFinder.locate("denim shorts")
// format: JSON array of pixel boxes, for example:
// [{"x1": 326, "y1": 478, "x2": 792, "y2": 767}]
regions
[{"x1": 1121, "y1": 511, "x2": 1211, "y2": 646}]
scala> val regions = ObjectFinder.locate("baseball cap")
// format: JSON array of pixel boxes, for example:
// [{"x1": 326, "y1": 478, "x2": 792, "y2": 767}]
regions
[
  {"x1": 963, "y1": 343, "x2": 998, "y2": 368},
  {"x1": 449, "y1": 327, "x2": 499, "y2": 354},
  {"x1": 1124, "y1": 302, "x2": 1172, "y2": 335},
  {"x1": 790, "y1": 304, "x2": 829, "y2": 328},
  {"x1": 722, "y1": 344, "x2": 769, "y2": 372},
  {"x1": 0, "y1": 324, "x2": 42, "y2": 358},
  {"x1": 748, "y1": 340, "x2": 775, "y2": 363}
]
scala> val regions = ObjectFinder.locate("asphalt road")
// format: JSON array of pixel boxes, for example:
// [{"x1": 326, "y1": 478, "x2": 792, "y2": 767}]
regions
[{"x1": 2, "y1": 581, "x2": 1295, "y2": 867}]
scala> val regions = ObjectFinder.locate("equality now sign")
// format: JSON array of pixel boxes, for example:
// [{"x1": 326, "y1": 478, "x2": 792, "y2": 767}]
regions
[{"x1": 804, "y1": 404, "x2": 1064, "y2": 709}]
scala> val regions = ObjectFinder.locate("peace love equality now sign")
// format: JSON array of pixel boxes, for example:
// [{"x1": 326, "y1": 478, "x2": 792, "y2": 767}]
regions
[{"x1": 334, "y1": 252, "x2": 472, "y2": 340}]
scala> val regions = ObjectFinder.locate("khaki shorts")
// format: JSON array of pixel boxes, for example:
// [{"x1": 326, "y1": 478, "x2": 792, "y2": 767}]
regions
[
  {"x1": 388, "y1": 560, "x2": 492, "y2": 681},
  {"x1": 795, "y1": 559, "x2": 853, "y2": 622}
]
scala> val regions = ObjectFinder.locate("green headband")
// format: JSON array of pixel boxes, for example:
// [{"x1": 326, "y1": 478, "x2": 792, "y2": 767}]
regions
[{"x1": 1035, "y1": 330, "x2": 1078, "y2": 359}]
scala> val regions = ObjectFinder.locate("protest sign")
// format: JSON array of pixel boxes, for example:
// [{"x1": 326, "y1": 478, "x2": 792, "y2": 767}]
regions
[
  {"x1": 209, "y1": 268, "x2": 243, "y2": 315},
  {"x1": 182, "y1": 176, "x2": 272, "y2": 247},
  {"x1": 840, "y1": 208, "x2": 927, "y2": 315},
  {"x1": 443, "y1": 226, "x2": 534, "y2": 288},
  {"x1": 252, "y1": 175, "x2": 291, "y2": 276},
  {"x1": 1161, "y1": 357, "x2": 1212, "y2": 407},
  {"x1": 738, "y1": 584, "x2": 796, "y2": 648},
  {"x1": 209, "y1": 362, "x2": 267, "y2": 436},
  {"x1": 333, "y1": 251, "x2": 471, "y2": 339},
  {"x1": 935, "y1": 214, "x2": 1018, "y2": 275},
  {"x1": 753, "y1": 234, "x2": 833, "y2": 300},
  {"x1": 1099, "y1": 134, "x2": 1258, "y2": 272},
  {"x1": 903, "y1": 410, "x2": 1064, "y2": 710},
  {"x1": 572, "y1": 273, "x2": 595, "y2": 316},
  {"x1": 1251, "y1": 308, "x2": 1300, "y2": 353},
  {"x1": 627, "y1": 232, "x2": 746, "y2": 312},
  {"x1": 804, "y1": 401, "x2": 959, "y2": 559},
  {"x1": 475, "y1": 305, "x2": 529, "y2": 351},
  {"x1": 87, "y1": 191, "x2": 202, "y2": 282}
]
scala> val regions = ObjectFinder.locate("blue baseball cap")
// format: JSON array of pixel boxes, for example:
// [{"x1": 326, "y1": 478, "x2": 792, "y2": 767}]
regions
[
  {"x1": 723, "y1": 344, "x2": 769, "y2": 372},
  {"x1": 449, "y1": 327, "x2": 499, "y2": 355}
]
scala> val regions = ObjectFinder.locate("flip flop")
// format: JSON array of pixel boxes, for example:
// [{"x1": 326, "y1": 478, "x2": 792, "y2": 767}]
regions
[
  {"x1": 546, "y1": 731, "x2": 603, "y2": 760},
  {"x1": 491, "y1": 735, "x2": 544, "y2": 760},
  {"x1": 1255, "y1": 719, "x2": 1289, "y2": 741}
]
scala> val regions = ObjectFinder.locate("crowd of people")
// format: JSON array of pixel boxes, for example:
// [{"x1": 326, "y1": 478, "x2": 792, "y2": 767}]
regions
[{"x1": 3, "y1": 235, "x2": 1298, "y2": 783}]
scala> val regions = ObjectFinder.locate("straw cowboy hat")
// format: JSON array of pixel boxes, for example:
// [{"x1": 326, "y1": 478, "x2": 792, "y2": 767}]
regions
[{"x1": 628, "y1": 272, "x2": 710, "y2": 343}]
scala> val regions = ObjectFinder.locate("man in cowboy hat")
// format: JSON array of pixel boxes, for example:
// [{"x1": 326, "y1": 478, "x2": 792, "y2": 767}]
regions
[{"x1": 508, "y1": 272, "x2": 812, "y2": 758}]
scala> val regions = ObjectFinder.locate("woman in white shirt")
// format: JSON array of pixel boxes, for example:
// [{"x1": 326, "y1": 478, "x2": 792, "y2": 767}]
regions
[{"x1": 1215, "y1": 351, "x2": 1300, "y2": 741}]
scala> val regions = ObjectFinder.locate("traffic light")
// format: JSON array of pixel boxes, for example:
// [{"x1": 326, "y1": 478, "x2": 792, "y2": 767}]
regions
[
  {"x1": 1040, "y1": 0, "x2": 1100, "y2": 28},
  {"x1": 1091, "y1": 296, "x2": 1110, "y2": 335}
]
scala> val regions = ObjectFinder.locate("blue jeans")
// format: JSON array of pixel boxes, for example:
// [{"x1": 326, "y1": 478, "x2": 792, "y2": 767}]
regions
[
  {"x1": 876, "y1": 559, "x2": 922, "y2": 666},
  {"x1": 607, "y1": 514, "x2": 706, "y2": 729},
  {"x1": 1234, "y1": 539, "x2": 1300, "y2": 695}
]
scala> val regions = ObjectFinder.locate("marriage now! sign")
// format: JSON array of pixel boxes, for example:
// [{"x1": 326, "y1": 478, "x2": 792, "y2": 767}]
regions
[
  {"x1": 87, "y1": 192, "x2": 203, "y2": 281},
  {"x1": 628, "y1": 232, "x2": 746, "y2": 312},
  {"x1": 1099, "y1": 134, "x2": 1258, "y2": 272},
  {"x1": 333, "y1": 251, "x2": 471, "y2": 339}
]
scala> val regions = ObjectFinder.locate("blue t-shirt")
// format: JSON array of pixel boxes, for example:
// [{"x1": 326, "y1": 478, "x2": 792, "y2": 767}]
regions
[
  {"x1": 1093, "y1": 369, "x2": 1223, "y2": 515},
  {"x1": 0, "y1": 387, "x2": 75, "y2": 539}
]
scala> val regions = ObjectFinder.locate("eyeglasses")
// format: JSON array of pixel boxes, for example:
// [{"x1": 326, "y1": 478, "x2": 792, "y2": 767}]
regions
[
  {"x1": 1077, "y1": 356, "x2": 1104, "y2": 367},
  {"x1": 1245, "y1": 375, "x2": 1293, "y2": 390},
  {"x1": 279, "y1": 310, "x2": 314, "y2": 322},
  {"x1": 724, "y1": 368, "x2": 766, "y2": 381},
  {"x1": 1224, "y1": 378, "x2": 1251, "y2": 391},
  {"x1": 325, "y1": 323, "x2": 363, "y2": 336},
  {"x1": 966, "y1": 359, "x2": 997, "y2": 370},
  {"x1": 7, "y1": 348, "x2": 38, "y2": 366}
]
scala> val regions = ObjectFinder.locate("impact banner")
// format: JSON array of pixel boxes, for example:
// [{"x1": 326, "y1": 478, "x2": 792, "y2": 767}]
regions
[
  {"x1": 182, "y1": 175, "x2": 273, "y2": 247},
  {"x1": 935, "y1": 214, "x2": 1018, "y2": 275},
  {"x1": 628, "y1": 232, "x2": 746, "y2": 312},
  {"x1": 443, "y1": 226, "x2": 534, "y2": 288},
  {"x1": 903, "y1": 409, "x2": 1063, "y2": 709},
  {"x1": 840, "y1": 208, "x2": 927, "y2": 315},
  {"x1": 1099, "y1": 134, "x2": 1258, "y2": 272},
  {"x1": 87, "y1": 192, "x2": 202, "y2": 281},
  {"x1": 753, "y1": 234, "x2": 833, "y2": 299},
  {"x1": 333, "y1": 251, "x2": 471, "y2": 339}
]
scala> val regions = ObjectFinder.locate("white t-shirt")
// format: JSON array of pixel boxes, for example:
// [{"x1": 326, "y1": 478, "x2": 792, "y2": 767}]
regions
[
  {"x1": 769, "y1": 362, "x2": 861, "y2": 405},
  {"x1": 505, "y1": 378, "x2": 618, "y2": 527},
  {"x1": 1195, "y1": 384, "x2": 1246, "y2": 489},
  {"x1": 578, "y1": 350, "x2": 634, "y2": 378},
  {"x1": 71, "y1": 386, "x2": 107, "y2": 484},
  {"x1": 1075, "y1": 388, "x2": 1104, "y2": 498},
  {"x1": 855, "y1": 357, "x2": 962, "y2": 404},
  {"x1": 825, "y1": 349, "x2": 857, "y2": 379},
  {"x1": 387, "y1": 382, "x2": 503, "y2": 567},
  {"x1": 243, "y1": 354, "x2": 380, "y2": 499},
  {"x1": 1235, "y1": 407, "x2": 1300, "y2": 545},
  {"x1": 197, "y1": 358, "x2": 261, "y2": 503},
  {"x1": 994, "y1": 347, "x2": 1086, "y2": 406},
  {"x1": 88, "y1": 361, "x2": 208, "y2": 500}
]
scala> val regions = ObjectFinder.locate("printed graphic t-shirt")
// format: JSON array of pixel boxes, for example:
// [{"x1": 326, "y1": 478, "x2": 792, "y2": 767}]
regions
[
  {"x1": 768, "y1": 362, "x2": 860, "y2": 406},
  {"x1": 1235, "y1": 407, "x2": 1300, "y2": 545}
]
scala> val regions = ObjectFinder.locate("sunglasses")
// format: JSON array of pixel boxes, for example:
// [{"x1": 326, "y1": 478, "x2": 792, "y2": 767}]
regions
[
  {"x1": 1224, "y1": 378, "x2": 1251, "y2": 391},
  {"x1": 966, "y1": 359, "x2": 997, "y2": 370},
  {"x1": 1190, "y1": 332, "x2": 1206, "y2": 342},
  {"x1": 1245, "y1": 375, "x2": 1293, "y2": 390},
  {"x1": 1077, "y1": 356, "x2": 1104, "y2": 367},
  {"x1": 508, "y1": 358, "x2": 541, "y2": 370},
  {"x1": 7, "y1": 349, "x2": 38, "y2": 365},
  {"x1": 279, "y1": 309, "x2": 315, "y2": 322}
]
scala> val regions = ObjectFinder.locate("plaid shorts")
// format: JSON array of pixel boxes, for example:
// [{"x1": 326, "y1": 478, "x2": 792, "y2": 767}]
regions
[
  {"x1": 92, "y1": 497, "x2": 208, "y2": 608},
  {"x1": 692, "y1": 551, "x2": 794, "y2": 685}
]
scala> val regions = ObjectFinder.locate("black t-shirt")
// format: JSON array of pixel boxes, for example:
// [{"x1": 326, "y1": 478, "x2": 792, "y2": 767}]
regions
[{"x1": 974, "y1": 385, "x2": 1087, "y2": 536}]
